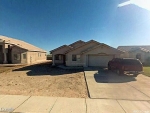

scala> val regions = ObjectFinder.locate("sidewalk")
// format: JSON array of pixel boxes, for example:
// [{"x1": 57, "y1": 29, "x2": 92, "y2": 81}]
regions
[{"x1": 0, "y1": 95, "x2": 150, "y2": 113}]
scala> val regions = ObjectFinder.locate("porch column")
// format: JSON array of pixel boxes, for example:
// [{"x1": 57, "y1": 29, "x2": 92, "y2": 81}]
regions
[
  {"x1": 3, "y1": 52, "x2": 7, "y2": 64},
  {"x1": 52, "y1": 54, "x2": 55, "y2": 66}
]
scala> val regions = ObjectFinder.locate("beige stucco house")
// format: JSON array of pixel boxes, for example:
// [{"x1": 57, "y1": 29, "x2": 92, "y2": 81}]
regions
[
  {"x1": 118, "y1": 46, "x2": 150, "y2": 64},
  {"x1": 0, "y1": 35, "x2": 47, "y2": 64},
  {"x1": 50, "y1": 40, "x2": 123, "y2": 67}
]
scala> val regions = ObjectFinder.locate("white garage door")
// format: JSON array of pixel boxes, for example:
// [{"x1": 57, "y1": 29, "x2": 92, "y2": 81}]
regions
[{"x1": 88, "y1": 55, "x2": 113, "y2": 67}]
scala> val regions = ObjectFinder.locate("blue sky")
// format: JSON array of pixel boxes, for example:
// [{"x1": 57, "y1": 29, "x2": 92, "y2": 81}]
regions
[{"x1": 0, "y1": 0, "x2": 150, "y2": 53}]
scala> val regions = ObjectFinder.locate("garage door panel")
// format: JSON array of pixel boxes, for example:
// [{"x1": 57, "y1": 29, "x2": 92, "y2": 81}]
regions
[{"x1": 88, "y1": 55, "x2": 113, "y2": 67}]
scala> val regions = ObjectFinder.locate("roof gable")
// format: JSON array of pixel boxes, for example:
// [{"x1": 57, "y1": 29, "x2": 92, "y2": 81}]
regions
[
  {"x1": 69, "y1": 40, "x2": 85, "y2": 48},
  {"x1": 65, "y1": 40, "x2": 100, "y2": 54},
  {"x1": 50, "y1": 45, "x2": 72, "y2": 53},
  {"x1": 82, "y1": 43, "x2": 124, "y2": 54}
]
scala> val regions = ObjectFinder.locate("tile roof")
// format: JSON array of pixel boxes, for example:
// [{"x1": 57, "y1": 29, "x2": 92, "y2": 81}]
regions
[
  {"x1": 0, "y1": 35, "x2": 46, "y2": 52},
  {"x1": 65, "y1": 40, "x2": 100, "y2": 54},
  {"x1": 81, "y1": 43, "x2": 124, "y2": 54},
  {"x1": 69, "y1": 40, "x2": 85, "y2": 47},
  {"x1": 117, "y1": 46, "x2": 150, "y2": 52},
  {"x1": 50, "y1": 45, "x2": 72, "y2": 53},
  {"x1": 50, "y1": 40, "x2": 85, "y2": 53},
  {"x1": 129, "y1": 47, "x2": 150, "y2": 53}
]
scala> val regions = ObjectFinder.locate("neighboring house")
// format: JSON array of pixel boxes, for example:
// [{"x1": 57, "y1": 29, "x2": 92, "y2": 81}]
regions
[
  {"x1": 0, "y1": 35, "x2": 47, "y2": 64},
  {"x1": 50, "y1": 40, "x2": 123, "y2": 67},
  {"x1": 118, "y1": 46, "x2": 150, "y2": 63}
]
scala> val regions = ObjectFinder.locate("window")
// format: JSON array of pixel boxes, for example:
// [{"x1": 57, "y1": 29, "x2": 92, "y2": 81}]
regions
[
  {"x1": 23, "y1": 54, "x2": 26, "y2": 59},
  {"x1": 72, "y1": 55, "x2": 77, "y2": 61},
  {"x1": 14, "y1": 54, "x2": 20, "y2": 60},
  {"x1": 55, "y1": 55, "x2": 59, "y2": 60},
  {"x1": 55, "y1": 55, "x2": 62, "y2": 60}
]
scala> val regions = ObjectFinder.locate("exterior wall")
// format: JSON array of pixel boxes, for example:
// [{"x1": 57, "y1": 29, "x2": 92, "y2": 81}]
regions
[
  {"x1": 66, "y1": 44, "x2": 121, "y2": 67},
  {"x1": 120, "y1": 50, "x2": 149, "y2": 63},
  {"x1": 11, "y1": 46, "x2": 27, "y2": 64},
  {"x1": 82, "y1": 46, "x2": 120, "y2": 67},
  {"x1": 11, "y1": 46, "x2": 46, "y2": 64},
  {"x1": 66, "y1": 42, "x2": 99, "y2": 66},
  {"x1": 52, "y1": 46, "x2": 71, "y2": 65},
  {"x1": 129, "y1": 51, "x2": 146, "y2": 63},
  {"x1": 120, "y1": 52, "x2": 129, "y2": 58},
  {"x1": 27, "y1": 51, "x2": 46, "y2": 64}
]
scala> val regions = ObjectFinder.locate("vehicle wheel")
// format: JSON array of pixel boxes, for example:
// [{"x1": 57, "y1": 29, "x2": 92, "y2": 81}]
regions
[
  {"x1": 134, "y1": 71, "x2": 139, "y2": 75},
  {"x1": 108, "y1": 65, "x2": 111, "y2": 70},
  {"x1": 117, "y1": 69, "x2": 124, "y2": 75}
]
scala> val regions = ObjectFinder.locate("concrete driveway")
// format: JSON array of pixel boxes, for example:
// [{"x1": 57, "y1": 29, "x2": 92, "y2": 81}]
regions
[{"x1": 84, "y1": 67, "x2": 150, "y2": 100}]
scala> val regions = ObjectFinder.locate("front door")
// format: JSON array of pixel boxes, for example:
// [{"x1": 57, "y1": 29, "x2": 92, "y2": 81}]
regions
[{"x1": 63, "y1": 55, "x2": 66, "y2": 65}]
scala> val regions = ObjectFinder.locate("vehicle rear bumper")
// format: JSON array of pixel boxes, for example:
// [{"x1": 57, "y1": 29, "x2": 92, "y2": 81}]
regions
[{"x1": 124, "y1": 71, "x2": 143, "y2": 73}]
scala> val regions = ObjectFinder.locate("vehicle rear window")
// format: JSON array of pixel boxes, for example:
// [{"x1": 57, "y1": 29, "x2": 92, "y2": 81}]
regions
[{"x1": 121, "y1": 59, "x2": 141, "y2": 65}]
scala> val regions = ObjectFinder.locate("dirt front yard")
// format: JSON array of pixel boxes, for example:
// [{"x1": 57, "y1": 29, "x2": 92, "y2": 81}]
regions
[{"x1": 0, "y1": 63, "x2": 88, "y2": 98}]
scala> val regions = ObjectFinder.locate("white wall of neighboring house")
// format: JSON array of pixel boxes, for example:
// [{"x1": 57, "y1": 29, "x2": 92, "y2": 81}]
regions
[
  {"x1": 11, "y1": 46, "x2": 27, "y2": 64},
  {"x1": 120, "y1": 50, "x2": 150, "y2": 63},
  {"x1": 27, "y1": 51, "x2": 46, "y2": 64}
]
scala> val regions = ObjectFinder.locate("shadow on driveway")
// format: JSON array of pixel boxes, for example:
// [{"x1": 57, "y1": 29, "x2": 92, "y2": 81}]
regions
[
  {"x1": 94, "y1": 68, "x2": 138, "y2": 83},
  {"x1": 12, "y1": 62, "x2": 83, "y2": 76}
]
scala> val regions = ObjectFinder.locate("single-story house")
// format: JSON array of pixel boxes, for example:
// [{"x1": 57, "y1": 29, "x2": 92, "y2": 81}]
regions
[
  {"x1": 118, "y1": 46, "x2": 150, "y2": 64},
  {"x1": 50, "y1": 40, "x2": 123, "y2": 67},
  {"x1": 0, "y1": 35, "x2": 47, "y2": 64}
]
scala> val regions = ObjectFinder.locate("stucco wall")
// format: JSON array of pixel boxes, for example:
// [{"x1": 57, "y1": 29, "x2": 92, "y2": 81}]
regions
[
  {"x1": 66, "y1": 42, "x2": 98, "y2": 66},
  {"x1": 120, "y1": 50, "x2": 150, "y2": 63},
  {"x1": 27, "y1": 51, "x2": 46, "y2": 64},
  {"x1": 129, "y1": 51, "x2": 146, "y2": 63},
  {"x1": 120, "y1": 52, "x2": 129, "y2": 58},
  {"x1": 11, "y1": 46, "x2": 27, "y2": 64},
  {"x1": 82, "y1": 46, "x2": 120, "y2": 67},
  {"x1": 11, "y1": 46, "x2": 46, "y2": 64},
  {"x1": 66, "y1": 45, "x2": 122, "y2": 67}
]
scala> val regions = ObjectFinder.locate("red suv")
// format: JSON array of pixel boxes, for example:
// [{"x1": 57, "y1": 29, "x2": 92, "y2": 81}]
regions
[{"x1": 108, "y1": 58, "x2": 143, "y2": 75}]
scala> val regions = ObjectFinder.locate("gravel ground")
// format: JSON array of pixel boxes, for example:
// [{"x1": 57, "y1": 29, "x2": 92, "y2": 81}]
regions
[{"x1": 0, "y1": 63, "x2": 88, "y2": 98}]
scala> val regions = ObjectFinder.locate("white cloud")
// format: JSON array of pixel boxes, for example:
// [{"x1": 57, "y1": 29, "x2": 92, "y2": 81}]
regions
[
  {"x1": 118, "y1": 1, "x2": 131, "y2": 7},
  {"x1": 118, "y1": 0, "x2": 150, "y2": 11}
]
